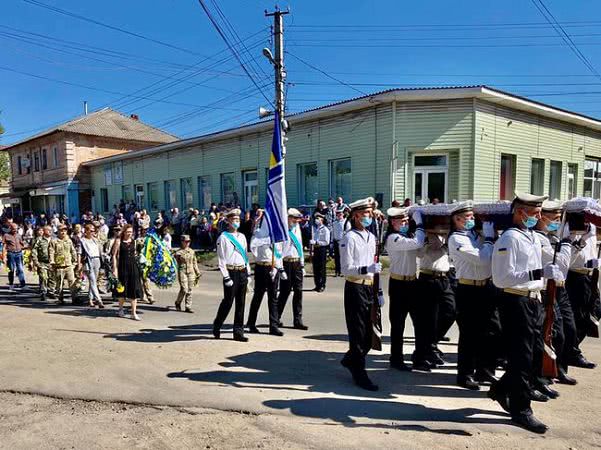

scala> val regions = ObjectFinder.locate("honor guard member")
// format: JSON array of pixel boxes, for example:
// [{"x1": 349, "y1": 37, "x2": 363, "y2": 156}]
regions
[
  {"x1": 340, "y1": 197, "x2": 382, "y2": 391},
  {"x1": 49, "y1": 225, "x2": 79, "y2": 304},
  {"x1": 246, "y1": 222, "x2": 286, "y2": 336},
  {"x1": 534, "y1": 201, "x2": 578, "y2": 387},
  {"x1": 174, "y1": 235, "x2": 200, "y2": 313},
  {"x1": 385, "y1": 207, "x2": 427, "y2": 371},
  {"x1": 136, "y1": 225, "x2": 155, "y2": 305},
  {"x1": 448, "y1": 201, "x2": 500, "y2": 390},
  {"x1": 418, "y1": 231, "x2": 455, "y2": 367},
  {"x1": 566, "y1": 220, "x2": 598, "y2": 369},
  {"x1": 277, "y1": 208, "x2": 309, "y2": 330},
  {"x1": 490, "y1": 192, "x2": 564, "y2": 433},
  {"x1": 332, "y1": 210, "x2": 347, "y2": 277},
  {"x1": 31, "y1": 225, "x2": 53, "y2": 301},
  {"x1": 311, "y1": 213, "x2": 330, "y2": 292},
  {"x1": 213, "y1": 209, "x2": 251, "y2": 342}
]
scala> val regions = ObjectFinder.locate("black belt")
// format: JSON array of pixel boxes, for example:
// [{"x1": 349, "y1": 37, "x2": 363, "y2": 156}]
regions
[{"x1": 8, "y1": 250, "x2": 23, "y2": 254}]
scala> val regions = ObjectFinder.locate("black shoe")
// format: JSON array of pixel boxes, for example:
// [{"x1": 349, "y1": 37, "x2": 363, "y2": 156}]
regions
[
  {"x1": 47, "y1": 292, "x2": 56, "y2": 299},
  {"x1": 412, "y1": 362, "x2": 432, "y2": 372},
  {"x1": 440, "y1": 336, "x2": 451, "y2": 342},
  {"x1": 318, "y1": 287, "x2": 325, "y2": 292},
  {"x1": 248, "y1": 326, "x2": 261, "y2": 334},
  {"x1": 556, "y1": 369, "x2": 578, "y2": 386},
  {"x1": 293, "y1": 323, "x2": 309, "y2": 330},
  {"x1": 429, "y1": 353, "x2": 445, "y2": 366},
  {"x1": 40, "y1": 293, "x2": 46, "y2": 302},
  {"x1": 511, "y1": 414, "x2": 549, "y2": 434},
  {"x1": 212, "y1": 324, "x2": 220, "y2": 339},
  {"x1": 537, "y1": 384, "x2": 560, "y2": 399},
  {"x1": 352, "y1": 370, "x2": 379, "y2": 391},
  {"x1": 269, "y1": 327, "x2": 284, "y2": 336},
  {"x1": 570, "y1": 355, "x2": 597, "y2": 369},
  {"x1": 474, "y1": 370, "x2": 499, "y2": 385},
  {"x1": 488, "y1": 385, "x2": 511, "y2": 413},
  {"x1": 529, "y1": 389, "x2": 549, "y2": 402},
  {"x1": 233, "y1": 334, "x2": 249, "y2": 342},
  {"x1": 174, "y1": 303, "x2": 182, "y2": 312},
  {"x1": 390, "y1": 360, "x2": 412, "y2": 372},
  {"x1": 457, "y1": 375, "x2": 480, "y2": 391},
  {"x1": 277, "y1": 320, "x2": 284, "y2": 328}
]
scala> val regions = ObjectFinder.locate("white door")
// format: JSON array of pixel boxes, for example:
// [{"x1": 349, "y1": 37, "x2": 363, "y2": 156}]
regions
[
  {"x1": 413, "y1": 155, "x2": 448, "y2": 203},
  {"x1": 243, "y1": 171, "x2": 258, "y2": 210}
]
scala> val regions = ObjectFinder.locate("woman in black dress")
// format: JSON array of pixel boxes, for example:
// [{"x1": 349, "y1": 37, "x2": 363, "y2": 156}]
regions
[{"x1": 111, "y1": 224, "x2": 143, "y2": 320}]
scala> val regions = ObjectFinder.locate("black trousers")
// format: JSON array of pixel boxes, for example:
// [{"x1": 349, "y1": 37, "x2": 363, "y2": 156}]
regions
[
  {"x1": 555, "y1": 286, "x2": 580, "y2": 369},
  {"x1": 388, "y1": 278, "x2": 418, "y2": 364},
  {"x1": 333, "y1": 240, "x2": 342, "y2": 275},
  {"x1": 418, "y1": 273, "x2": 455, "y2": 356},
  {"x1": 247, "y1": 264, "x2": 279, "y2": 329},
  {"x1": 530, "y1": 299, "x2": 546, "y2": 387},
  {"x1": 496, "y1": 292, "x2": 538, "y2": 417},
  {"x1": 343, "y1": 281, "x2": 373, "y2": 370},
  {"x1": 313, "y1": 246, "x2": 327, "y2": 290},
  {"x1": 566, "y1": 271, "x2": 593, "y2": 344},
  {"x1": 455, "y1": 282, "x2": 501, "y2": 377},
  {"x1": 278, "y1": 260, "x2": 304, "y2": 325},
  {"x1": 214, "y1": 270, "x2": 248, "y2": 335}
]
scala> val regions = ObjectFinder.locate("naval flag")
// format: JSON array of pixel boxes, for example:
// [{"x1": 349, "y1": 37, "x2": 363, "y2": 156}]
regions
[{"x1": 264, "y1": 112, "x2": 288, "y2": 243}]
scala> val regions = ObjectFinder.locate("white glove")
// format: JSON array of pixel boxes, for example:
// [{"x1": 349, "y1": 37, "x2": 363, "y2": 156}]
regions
[
  {"x1": 412, "y1": 210, "x2": 423, "y2": 226},
  {"x1": 279, "y1": 269, "x2": 288, "y2": 281},
  {"x1": 247, "y1": 277, "x2": 253, "y2": 291},
  {"x1": 367, "y1": 262, "x2": 382, "y2": 274},
  {"x1": 269, "y1": 268, "x2": 278, "y2": 281},
  {"x1": 310, "y1": 239, "x2": 316, "y2": 245},
  {"x1": 224, "y1": 277, "x2": 234, "y2": 287},
  {"x1": 378, "y1": 290, "x2": 385, "y2": 307},
  {"x1": 482, "y1": 221, "x2": 495, "y2": 239},
  {"x1": 543, "y1": 263, "x2": 564, "y2": 282},
  {"x1": 302, "y1": 268, "x2": 306, "y2": 277}
]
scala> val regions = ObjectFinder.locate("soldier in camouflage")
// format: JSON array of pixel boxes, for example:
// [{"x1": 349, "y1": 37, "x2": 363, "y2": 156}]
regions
[
  {"x1": 174, "y1": 234, "x2": 200, "y2": 313},
  {"x1": 31, "y1": 225, "x2": 53, "y2": 301},
  {"x1": 49, "y1": 225, "x2": 79, "y2": 304}
]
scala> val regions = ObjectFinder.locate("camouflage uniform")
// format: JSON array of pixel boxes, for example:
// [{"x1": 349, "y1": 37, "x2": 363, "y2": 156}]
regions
[
  {"x1": 31, "y1": 236, "x2": 54, "y2": 298},
  {"x1": 174, "y1": 246, "x2": 200, "y2": 310},
  {"x1": 49, "y1": 236, "x2": 79, "y2": 303}
]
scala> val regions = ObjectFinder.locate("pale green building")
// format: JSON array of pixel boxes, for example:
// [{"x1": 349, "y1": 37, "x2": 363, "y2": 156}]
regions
[{"x1": 85, "y1": 86, "x2": 601, "y2": 215}]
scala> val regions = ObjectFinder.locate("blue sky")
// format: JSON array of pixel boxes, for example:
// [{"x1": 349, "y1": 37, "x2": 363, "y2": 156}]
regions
[{"x1": 2, "y1": 0, "x2": 601, "y2": 144}]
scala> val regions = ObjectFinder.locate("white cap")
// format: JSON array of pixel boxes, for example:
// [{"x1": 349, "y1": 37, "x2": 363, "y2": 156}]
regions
[
  {"x1": 288, "y1": 208, "x2": 303, "y2": 218},
  {"x1": 542, "y1": 200, "x2": 564, "y2": 212},
  {"x1": 226, "y1": 208, "x2": 241, "y2": 218},
  {"x1": 450, "y1": 200, "x2": 474, "y2": 216},
  {"x1": 514, "y1": 191, "x2": 548, "y2": 207},
  {"x1": 349, "y1": 197, "x2": 375, "y2": 211},
  {"x1": 386, "y1": 207, "x2": 408, "y2": 218}
]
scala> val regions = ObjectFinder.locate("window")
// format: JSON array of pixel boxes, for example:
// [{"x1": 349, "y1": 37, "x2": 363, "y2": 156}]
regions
[
  {"x1": 181, "y1": 177, "x2": 194, "y2": 210},
  {"x1": 567, "y1": 163, "x2": 578, "y2": 199},
  {"x1": 549, "y1": 160, "x2": 562, "y2": 200},
  {"x1": 104, "y1": 165, "x2": 112, "y2": 185},
  {"x1": 135, "y1": 184, "x2": 145, "y2": 208},
  {"x1": 329, "y1": 158, "x2": 351, "y2": 200},
  {"x1": 52, "y1": 147, "x2": 58, "y2": 167},
  {"x1": 243, "y1": 170, "x2": 258, "y2": 210},
  {"x1": 584, "y1": 159, "x2": 601, "y2": 198},
  {"x1": 298, "y1": 162, "x2": 318, "y2": 206},
  {"x1": 122, "y1": 185, "x2": 133, "y2": 203},
  {"x1": 164, "y1": 180, "x2": 177, "y2": 210},
  {"x1": 148, "y1": 182, "x2": 159, "y2": 211},
  {"x1": 530, "y1": 158, "x2": 545, "y2": 196},
  {"x1": 198, "y1": 176, "x2": 211, "y2": 210},
  {"x1": 413, "y1": 154, "x2": 448, "y2": 203},
  {"x1": 25, "y1": 153, "x2": 31, "y2": 174},
  {"x1": 17, "y1": 156, "x2": 22, "y2": 175},
  {"x1": 41, "y1": 149, "x2": 47, "y2": 170},
  {"x1": 221, "y1": 172, "x2": 235, "y2": 204},
  {"x1": 113, "y1": 162, "x2": 123, "y2": 184},
  {"x1": 499, "y1": 154, "x2": 516, "y2": 200},
  {"x1": 34, "y1": 152, "x2": 40, "y2": 172},
  {"x1": 100, "y1": 188, "x2": 109, "y2": 212}
]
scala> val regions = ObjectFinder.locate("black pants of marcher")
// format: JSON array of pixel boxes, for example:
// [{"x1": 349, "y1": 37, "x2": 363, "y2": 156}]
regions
[
  {"x1": 554, "y1": 286, "x2": 580, "y2": 369},
  {"x1": 388, "y1": 278, "x2": 418, "y2": 364},
  {"x1": 418, "y1": 274, "x2": 455, "y2": 356},
  {"x1": 566, "y1": 271, "x2": 593, "y2": 344},
  {"x1": 496, "y1": 292, "x2": 537, "y2": 417},
  {"x1": 278, "y1": 260, "x2": 304, "y2": 326},
  {"x1": 313, "y1": 246, "x2": 327, "y2": 290},
  {"x1": 247, "y1": 265, "x2": 279, "y2": 330},
  {"x1": 214, "y1": 270, "x2": 247, "y2": 335},
  {"x1": 414, "y1": 274, "x2": 441, "y2": 362},
  {"x1": 333, "y1": 240, "x2": 341, "y2": 275},
  {"x1": 530, "y1": 298, "x2": 546, "y2": 387},
  {"x1": 343, "y1": 281, "x2": 373, "y2": 370},
  {"x1": 455, "y1": 282, "x2": 501, "y2": 377}
]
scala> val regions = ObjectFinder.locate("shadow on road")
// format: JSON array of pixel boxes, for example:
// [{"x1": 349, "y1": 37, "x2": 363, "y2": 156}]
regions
[{"x1": 105, "y1": 324, "x2": 231, "y2": 342}]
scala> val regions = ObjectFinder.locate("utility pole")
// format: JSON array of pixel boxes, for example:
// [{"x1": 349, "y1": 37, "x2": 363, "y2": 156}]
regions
[{"x1": 265, "y1": 6, "x2": 289, "y2": 156}]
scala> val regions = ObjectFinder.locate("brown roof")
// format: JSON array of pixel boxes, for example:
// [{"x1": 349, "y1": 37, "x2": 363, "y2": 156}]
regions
[{"x1": 3, "y1": 108, "x2": 178, "y2": 149}]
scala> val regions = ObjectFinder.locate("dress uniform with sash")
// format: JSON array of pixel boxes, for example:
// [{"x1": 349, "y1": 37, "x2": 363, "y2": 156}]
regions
[
  {"x1": 213, "y1": 209, "x2": 251, "y2": 341},
  {"x1": 490, "y1": 192, "x2": 562, "y2": 434},
  {"x1": 340, "y1": 197, "x2": 382, "y2": 391},
  {"x1": 31, "y1": 234, "x2": 52, "y2": 301},
  {"x1": 418, "y1": 232, "x2": 455, "y2": 365},
  {"x1": 311, "y1": 214, "x2": 330, "y2": 292},
  {"x1": 174, "y1": 235, "x2": 200, "y2": 313},
  {"x1": 246, "y1": 222, "x2": 285, "y2": 336},
  {"x1": 448, "y1": 201, "x2": 500, "y2": 390},
  {"x1": 277, "y1": 208, "x2": 308, "y2": 330},
  {"x1": 385, "y1": 207, "x2": 426, "y2": 371},
  {"x1": 49, "y1": 229, "x2": 79, "y2": 304},
  {"x1": 566, "y1": 223, "x2": 599, "y2": 369}
]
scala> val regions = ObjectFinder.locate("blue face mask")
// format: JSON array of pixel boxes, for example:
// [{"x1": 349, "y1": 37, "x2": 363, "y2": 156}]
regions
[
  {"x1": 523, "y1": 216, "x2": 538, "y2": 229},
  {"x1": 464, "y1": 219, "x2": 475, "y2": 230},
  {"x1": 399, "y1": 225, "x2": 409, "y2": 235},
  {"x1": 232, "y1": 222, "x2": 240, "y2": 230},
  {"x1": 361, "y1": 217, "x2": 373, "y2": 228},
  {"x1": 546, "y1": 221, "x2": 560, "y2": 232}
]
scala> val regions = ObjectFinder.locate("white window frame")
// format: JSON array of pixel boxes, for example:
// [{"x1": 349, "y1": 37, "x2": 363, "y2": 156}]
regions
[
  {"x1": 328, "y1": 157, "x2": 352, "y2": 200},
  {"x1": 243, "y1": 170, "x2": 258, "y2": 210},
  {"x1": 298, "y1": 162, "x2": 319, "y2": 207},
  {"x1": 412, "y1": 153, "x2": 448, "y2": 203}
]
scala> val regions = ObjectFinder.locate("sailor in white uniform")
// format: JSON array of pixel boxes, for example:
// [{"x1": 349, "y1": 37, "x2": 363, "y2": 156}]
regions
[{"x1": 311, "y1": 213, "x2": 331, "y2": 292}]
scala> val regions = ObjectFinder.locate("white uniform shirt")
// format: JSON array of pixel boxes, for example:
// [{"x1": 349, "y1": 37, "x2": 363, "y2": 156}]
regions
[
  {"x1": 250, "y1": 226, "x2": 283, "y2": 269},
  {"x1": 385, "y1": 229, "x2": 426, "y2": 277},
  {"x1": 569, "y1": 224, "x2": 597, "y2": 270},
  {"x1": 418, "y1": 235, "x2": 451, "y2": 272},
  {"x1": 534, "y1": 231, "x2": 571, "y2": 277},
  {"x1": 333, "y1": 219, "x2": 349, "y2": 242},
  {"x1": 492, "y1": 227, "x2": 543, "y2": 291},
  {"x1": 448, "y1": 230, "x2": 493, "y2": 281},
  {"x1": 340, "y1": 229, "x2": 377, "y2": 280},
  {"x1": 216, "y1": 231, "x2": 249, "y2": 278},
  {"x1": 281, "y1": 225, "x2": 304, "y2": 267},
  {"x1": 314, "y1": 224, "x2": 331, "y2": 247}
]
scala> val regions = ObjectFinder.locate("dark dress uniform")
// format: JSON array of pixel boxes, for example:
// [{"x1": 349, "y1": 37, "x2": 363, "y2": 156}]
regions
[
  {"x1": 311, "y1": 222, "x2": 330, "y2": 292},
  {"x1": 277, "y1": 224, "x2": 307, "y2": 329}
]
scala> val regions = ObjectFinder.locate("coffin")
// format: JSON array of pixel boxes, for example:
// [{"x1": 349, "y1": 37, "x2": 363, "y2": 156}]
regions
[{"x1": 564, "y1": 197, "x2": 601, "y2": 233}]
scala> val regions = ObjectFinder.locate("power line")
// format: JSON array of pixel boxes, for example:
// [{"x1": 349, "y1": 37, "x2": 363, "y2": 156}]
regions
[{"x1": 288, "y1": 41, "x2": 601, "y2": 49}]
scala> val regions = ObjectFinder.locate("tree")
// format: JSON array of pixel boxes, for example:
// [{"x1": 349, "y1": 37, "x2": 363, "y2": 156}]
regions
[{"x1": 0, "y1": 112, "x2": 9, "y2": 182}]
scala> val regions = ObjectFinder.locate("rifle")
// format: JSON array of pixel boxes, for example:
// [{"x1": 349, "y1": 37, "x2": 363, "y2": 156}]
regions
[
  {"x1": 541, "y1": 213, "x2": 565, "y2": 378},
  {"x1": 587, "y1": 239, "x2": 601, "y2": 338},
  {"x1": 371, "y1": 216, "x2": 384, "y2": 351}
]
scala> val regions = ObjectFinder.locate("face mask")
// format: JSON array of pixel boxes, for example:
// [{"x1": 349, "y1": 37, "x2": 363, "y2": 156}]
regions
[
  {"x1": 464, "y1": 219, "x2": 475, "y2": 230},
  {"x1": 546, "y1": 221, "x2": 560, "y2": 232},
  {"x1": 291, "y1": 223, "x2": 298, "y2": 230},
  {"x1": 399, "y1": 225, "x2": 409, "y2": 235},
  {"x1": 232, "y1": 222, "x2": 240, "y2": 230},
  {"x1": 523, "y1": 216, "x2": 538, "y2": 229},
  {"x1": 361, "y1": 217, "x2": 373, "y2": 227}
]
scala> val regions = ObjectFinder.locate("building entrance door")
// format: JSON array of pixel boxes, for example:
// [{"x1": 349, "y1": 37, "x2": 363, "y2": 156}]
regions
[
  {"x1": 243, "y1": 170, "x2": 258, "y2": 210},
  {"x1": 413, "y1": 155, "x2": 447, "y2": 203}
]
